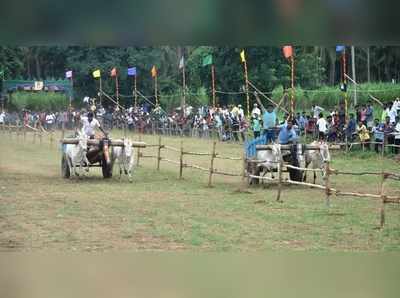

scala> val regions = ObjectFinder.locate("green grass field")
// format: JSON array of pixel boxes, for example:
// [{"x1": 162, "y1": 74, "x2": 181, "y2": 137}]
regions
[{"x1": 0, "y1": 129, "x2": 399, "y2": 252}]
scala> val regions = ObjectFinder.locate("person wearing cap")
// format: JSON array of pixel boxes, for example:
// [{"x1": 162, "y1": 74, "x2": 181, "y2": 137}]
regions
[
  {"x1": 237, "y1": 104, "x2": 245, "y2": 118},
  {"x1": 251, "y1": 103, "x2": 261, "y2": 117}
]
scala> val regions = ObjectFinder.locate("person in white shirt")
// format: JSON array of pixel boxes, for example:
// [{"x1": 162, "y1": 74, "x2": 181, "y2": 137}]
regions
[
  {"x1": 394, "y1": 116, "x2": 400, "y2": 154},
  {"x1": 316, "y1": 112, "x2": 328, "y2": 140},
  {"x1": 80, "y1": 112, "x2": 107, "y2": 139},
  {"x1": 251, "y1": 103, "x2": 261, "y2": 117},
  {"x1": 45, "y1": 113, "x2": 55, "y2": 130},
  {"x1": 312, "y1": 105, "x2": 325, "y2": 119},
  {"x1": 238, "y1": 104, "x2": 245, "y2": 118},
  {"x1": 0, "y1": 111, "x2": 5, "y2": 124}
]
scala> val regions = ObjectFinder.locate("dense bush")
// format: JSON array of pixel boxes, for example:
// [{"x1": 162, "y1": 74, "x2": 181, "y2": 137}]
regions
[{"x1": 10, "y1": 91, "x2": 69, "y2": 111}]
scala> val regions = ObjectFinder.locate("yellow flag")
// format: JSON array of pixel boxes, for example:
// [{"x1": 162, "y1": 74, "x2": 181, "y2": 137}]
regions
[
  {"x1": 240, "y1": 50, "x2": 246, "y2": 63},
  {"x1": 151, "y1": 66, "x2": 157, "y2": 78},
  {"x1": 92, "y1": 69, "x2": 101, "y2": 78}
]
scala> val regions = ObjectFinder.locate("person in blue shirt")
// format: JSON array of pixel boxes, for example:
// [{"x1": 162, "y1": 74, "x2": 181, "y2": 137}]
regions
[
  {"x1": 278, "y1": 119, "x2": 298, "y2": 145},
  {"x1": 345, "y1": 113, "x2": 357, "y2": 141},
  {"x1": 254, "y1": 91, "x2": 279, "y2": 144}
]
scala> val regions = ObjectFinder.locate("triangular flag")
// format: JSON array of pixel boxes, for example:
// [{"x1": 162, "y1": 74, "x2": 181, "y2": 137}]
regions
[
  {"x1": 179, "y1": 56, "x2": 185, "y2": 69},
  {"x1": 151, "y1": 66, "x2": 157, "y2": 78},
  {"x1": 127, "y1": 67, "x2": 137, "y2": 76},
  {"x1": 282, "y1": 46, "x2": 293, "y2": 59},
  {"x1": 92, "y1": 69, "x2": 101, "y2": 78},
  {"x1": 202, "y1": 55, "x2": 213, "y2": 67},
  {"x1": 65, "y1": 70, "x2": 72, "y2": 79},
  {"x1": 110, "y1": 67, "x2": 117, "y2": 77},
  {"x1": 336, "y1": 45, "x2": 345, "y2": 53},
  {"x1": 240, "y1": 50, "x2": 246, "y2": 63}
]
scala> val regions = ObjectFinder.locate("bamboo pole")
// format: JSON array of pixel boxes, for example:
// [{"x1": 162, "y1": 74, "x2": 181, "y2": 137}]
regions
[
  {"x1": 243, "y1": 59, "x2": 250, "y2": 118},
  {"x1": 325, "y1": 161, "x2": 331, "y2": 207},
  {"x1": 156, "y1": 135, "x2": 162, "y2": 171},
  {"x1": 211, "y1": 65, "x2": 216, "y2": 108},
  {"x1": 208, "y1": 141, "x2": 216, "y2": 187},
  {"x1": 50, "y1": 130, "x2": 54, "y2": 148},
  {"x1": 276, "y1": 155, "x2": 284, "y2": 202},
  {"x1": 380, "y1": 172, "x2": 386, "y2": 228},
  {"x1": 134, "y1": 75, "x2": 138, "y2": 108},
  {"x1": 290, "y1": 55, "x2": 295, "y2": 117},
  {"x1": 179, "y1": 140, "x2": 184, "y2": 179},
  {"x1": 136, "y1": 134, "x2": 142, "y2": 167}
]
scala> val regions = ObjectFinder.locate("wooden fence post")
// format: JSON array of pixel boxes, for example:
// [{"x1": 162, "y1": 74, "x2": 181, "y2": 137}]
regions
[
  {"x1": 325, "y1": 161, "x2": 331, "y2": 207},
  {"x1": 380, "y1": 171, "x2": 386, "y2": 228},
  {"x1": 39, "y1": 130, "x2": 42, "y2": 145},
  {"x1": 136, "y1": 134, "x2": 142, "y2": 167},
  {"x1": 276, "y1": 155, "x2": 284, "y2": 202},
  {"x1": 208, "y1": 141, "x2": 216, "y2": 187},
  {"x1": 61, "y1": 122, "x2": 65, "y2": 140},
  {"x1": 156, "y1": 135, "x2": 162, "y2": 171},
  {"x1": 179, "y1": 140, "x2": 184, "y2": 179},
  {"x1": 23, "y1": 125, "x2": 26, "y2": 142},
  {"x1": 50, "y1": 130, "x2": 54, "y2": 148}
]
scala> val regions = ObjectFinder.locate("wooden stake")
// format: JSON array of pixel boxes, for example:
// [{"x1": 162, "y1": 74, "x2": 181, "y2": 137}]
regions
[
  {"x1": 380, "y1": 172, "x2": 386, "y2": 228},
  {"x1": 208, "y1": 141, "x2": 216, "y2": 187},
  {"x1": 156, "y1": 135, "x2": 162, "y2": 171},
  {"x1": 276, "y1": 155, "x2": 284, "y2": 202},
  {"x1": 179, "y1": 140, "x2": 184, "y2": 179},
  {"x1": 136, "y1": 134, "x2": 142, "y2": 167},
  {"x1": 325, "y1": 161, "x2": 331, "y2": 207},
  {"x1": 134, "y1": 75, "x2": 138, "y2": 108}
]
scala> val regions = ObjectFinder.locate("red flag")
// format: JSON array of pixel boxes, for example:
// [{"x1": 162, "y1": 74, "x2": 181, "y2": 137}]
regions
[
  {"x1": 110, "y1": 67, "x2": 117, "y2": 77},
  {"x1": 283, "y1": 46, "x2": 293, "y2": 59}
]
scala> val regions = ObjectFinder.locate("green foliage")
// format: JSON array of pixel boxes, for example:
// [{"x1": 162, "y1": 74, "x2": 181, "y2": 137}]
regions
[{"x1": 10, "y1": 92, "x2": 69, "y2": 111}]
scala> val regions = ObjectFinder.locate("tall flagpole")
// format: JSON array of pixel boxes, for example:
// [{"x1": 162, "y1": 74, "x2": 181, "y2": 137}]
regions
[
  {"x1": 69, "y1": 76, "x2": 73, "y2": 108},
  {"x1": 182, "y1": 60, "x2": 186, "y2": 116},
  {"x1": 115, "y1": 71, "x2": 119, "y2": 106},
  {"x1": 211, "y1": 64, "x2": 216, "y2": 108},
  {"x1": 343, "y1": 48, "x2": 348, "y2": 122},
  {"x1": 291, "y1": 55, "x2": 295, "y2": 118},
  {"x1": 243, "y1": 59, "x2": 250, "y2": 118},
  {"x1": 134, "y1": 75, "x2": 137, "y2": 108},
  {"x1": 155, "y1": 73, "x2": 158, "y2": 106},
  {"x1": 99, "y1": 75, "x2": 102, "y2": 106}
]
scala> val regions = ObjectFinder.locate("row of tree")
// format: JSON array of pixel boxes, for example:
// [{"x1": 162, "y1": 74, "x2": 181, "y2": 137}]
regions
[{"x1": 1, "y1": 46, "x2": 400, "y2": 108}]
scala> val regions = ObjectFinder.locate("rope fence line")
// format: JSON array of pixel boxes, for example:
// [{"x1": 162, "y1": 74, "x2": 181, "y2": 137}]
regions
[{"x1": 2, "y1": 124, "x2": 400, "y2": 228}]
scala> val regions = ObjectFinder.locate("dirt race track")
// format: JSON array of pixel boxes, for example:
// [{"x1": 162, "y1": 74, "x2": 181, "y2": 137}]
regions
[{"x1": 0, "y1": 130, "x2": 400, "y2": 252}]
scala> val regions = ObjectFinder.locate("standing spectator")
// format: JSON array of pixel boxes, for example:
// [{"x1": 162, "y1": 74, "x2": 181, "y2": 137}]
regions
[
  {"x1": 251, "y1": 103, "x2": 261, "y2": 117},
  {"x1": 239, "y1": 115, "x2": 247, "y2": 142},
  {"x1": 238, "y1": 104, "x2": 245, "y2": 119},
  {"x1": 365, "y1": 103, "x2": 374, "y2": 128},
  {"x1": 346, "y1": 113, "x2": 357, "y2": 142},
  {"x1": 394, "y1": 116, "x2": 400, "y2": 154},
  {"x1": 357, "y1": 121, "x2": 370, "y2": 150},
  {"x1": 45, "y1": 112, "x2": 55, "y2": 130},
  {"x1": 312, "y1": 104, "x2": 324, "y2": 119},
  {"x1": 316, "y1": 113, "x2": 328, "y2": 140},
  {"x1": 251, "y1": 113, "x2": 261, "y2": 139},
  {"x1": 383, "y1": 116, "x2": 395, "y2": 154},
  {"x1": 372, "y1": 119, "x2": 385, "y2": 153},
  {"x1": 0, "y1": 110, "x2": 5, "y2": 125}
]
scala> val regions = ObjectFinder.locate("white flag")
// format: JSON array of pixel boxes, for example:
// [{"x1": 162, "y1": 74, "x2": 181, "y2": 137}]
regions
[
  {"x1": 65, "y1": 70, "x2": 73, "y2": 79},
  {"x1": 179, "y1": 56, "x2": 184, "y2": 69}
]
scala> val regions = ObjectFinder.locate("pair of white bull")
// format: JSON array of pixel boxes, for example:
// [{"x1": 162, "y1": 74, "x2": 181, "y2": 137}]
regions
[
  {"x1": 256, "y1": 141, "x2": 331, "y2": 184},
  {"x1": 64, "y1": 132, "x2": 135, "y2": 182}
]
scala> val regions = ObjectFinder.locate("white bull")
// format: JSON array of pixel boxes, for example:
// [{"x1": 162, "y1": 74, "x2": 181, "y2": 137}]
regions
[
  {"x1": 111, "y1": 138, "x2": 135, "y2": 182},
  {"x1": 303, "y1": 141, "x2": 331, "y2": 184},
  {"x1": 254, "y1": 143, "x2": 282, "y2": 180},
  {"x1": 65, "y1": 131, "x2": 89, "y2": 177}
]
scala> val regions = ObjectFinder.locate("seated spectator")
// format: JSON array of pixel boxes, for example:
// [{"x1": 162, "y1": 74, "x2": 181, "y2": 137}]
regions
[{"x1": 357, "y1": 121, "x2": 370, "y2": 150}]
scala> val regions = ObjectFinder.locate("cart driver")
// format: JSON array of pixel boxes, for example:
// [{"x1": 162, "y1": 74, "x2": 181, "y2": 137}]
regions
[
  {"x1": 278, "y1": 119, "x2": 298, "y2": 145},
  {"x1": 80, "y1": 112, "x2": 107, "y2": 139}
]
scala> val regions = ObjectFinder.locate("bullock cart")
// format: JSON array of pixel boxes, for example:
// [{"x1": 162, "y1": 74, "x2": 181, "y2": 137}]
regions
[{"x1": 60, "y1": 137, "x2": 146, "y2": 179}]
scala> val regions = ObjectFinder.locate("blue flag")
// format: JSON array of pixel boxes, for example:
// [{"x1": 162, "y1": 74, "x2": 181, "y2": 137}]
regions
[
  {"x1": 127, "y1": 67, "x2": 137, "y2": 76},
  {"x1": 336, "y1": 45, "x2": 345, "y2": 53}
]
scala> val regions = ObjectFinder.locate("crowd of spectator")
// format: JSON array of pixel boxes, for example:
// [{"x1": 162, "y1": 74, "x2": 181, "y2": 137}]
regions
[{"x1": 1, "y1": 97, "x2": 399, "y2": 154}]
